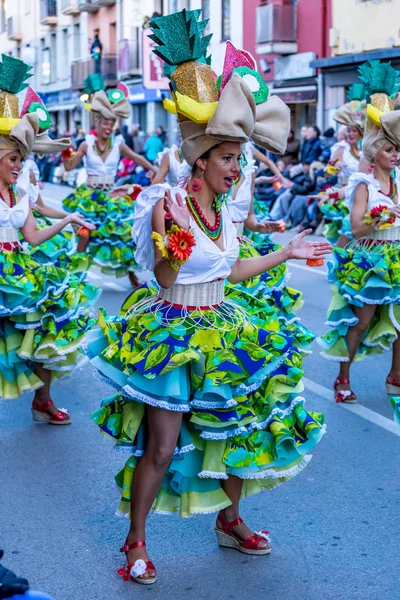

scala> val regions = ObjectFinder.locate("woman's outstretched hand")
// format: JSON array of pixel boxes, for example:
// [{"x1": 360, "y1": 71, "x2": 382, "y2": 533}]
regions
[
  {"x1": 109, "y1": 186, "x2": 129, "y2": 199},
  {"x1": 163, "y1": 189, "x2": 190, "y2": 231},
  {"x1": 67, "y1": 213, "x2": 96, "y2": 231},
  {"x1": 286, "y1": 229, "x2": 332, "y2": 260}
]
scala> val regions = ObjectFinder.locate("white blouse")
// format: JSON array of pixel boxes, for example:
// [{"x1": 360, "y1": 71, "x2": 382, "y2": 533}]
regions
[
  {"x1": 157, "y1": 145, "x2": 184, "y2": 188},
  {"x1": 85, "y1": 133, "x2": 123, "y2": 177},
  {"x1": 0, "y1": 189, "x2": 30, "y2": 229},
  {"x1": 132, "y1": 184, "x2": 239, "y2": 284},
  {"x1": 346, "y1": 170, "x2": 400, "y2": 230},
  {"x1": 226, "y1": 157, "x2": 257, "y2": 223},
  {"x1": 339, "y1": 144, "x2": 363, "y2": 184}
]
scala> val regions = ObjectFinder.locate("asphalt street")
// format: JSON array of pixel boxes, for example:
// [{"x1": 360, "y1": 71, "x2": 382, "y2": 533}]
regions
[{"x1": 1, "y1": 183, "x2": 399, "y2": 600}]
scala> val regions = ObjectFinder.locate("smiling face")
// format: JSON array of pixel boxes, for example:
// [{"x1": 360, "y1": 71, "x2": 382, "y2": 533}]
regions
[
  {"x1": 375, "y1": 140, "x2": 398, "y2": 171},
  {"x1": 0, "y1": 151, "x2": 23, "y2": 186},
  {"x1": 347, "y1": 126, "x2": 361, "y2": 146},
  {"x1": 98, "y1": 118, "x2": 115, "y2": 139},
  {"x1": 195, "y1": 142, "x2": 242, "y2": 195}
]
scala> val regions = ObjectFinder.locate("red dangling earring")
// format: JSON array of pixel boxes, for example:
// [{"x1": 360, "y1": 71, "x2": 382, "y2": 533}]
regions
[
  {"x1": 368, "y1": 162, "x2": 375, "y2": 174},
  {"x1": 191, "y1": 170, "x2": 204, "y2": 192}
]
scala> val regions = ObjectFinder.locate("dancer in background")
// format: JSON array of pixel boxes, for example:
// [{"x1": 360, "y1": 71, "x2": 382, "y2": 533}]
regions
[
  {"x1": 87, "y1": 12, "x2": 329, "y2": 585},
  {"x1": 0, "y1": 54, "x2": 99, "y2": 423},
  {"x1": 319, "y1": 60, "x2": 400, "y2": 404},
  {"x1": 62, "y1": 75, "x2": 155, "y2": 284},
  {"x1": 319, "y1": 84, "x2": 365, "y2": 246}
]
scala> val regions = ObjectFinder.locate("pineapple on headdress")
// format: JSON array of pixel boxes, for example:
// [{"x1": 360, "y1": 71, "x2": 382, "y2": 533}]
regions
[
  {"x1": 358, "y1": 60, "x2": 400, "y2": 129},
  {"x1": 150, "y1": 9, "x2": 218, "y2": 123},
  {"x1": 0, "y1": 54, "x2": 33, "y2": 135}
]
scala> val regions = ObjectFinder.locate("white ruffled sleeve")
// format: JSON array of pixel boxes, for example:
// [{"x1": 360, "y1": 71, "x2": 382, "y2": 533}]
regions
[
  {"x1": 17, "y1": 168, "x2": 39, "y2": 205},
  {"x1": 132, "y1": 184, "x2": 185, "y2": 271},
  {"x1": 345, "y1": 172, "x2": 373, "y2": 210}
]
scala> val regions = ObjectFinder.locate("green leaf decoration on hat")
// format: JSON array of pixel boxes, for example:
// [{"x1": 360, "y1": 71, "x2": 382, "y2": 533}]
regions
[
  {"x1": 108, "y1": 89, "x2": 125, "y2": 104},
  {"x1": 347, "y1": 83, "x2": 366, "y2": 102},
  {"x1": 84, "y1": 73, "x2": 106, "y2": 95},
  {"x1": 28, "y1": 101, "x2": 52, "y2": 132},
  {"x1": 0, "y1": 54, "x2": 32, "y2": 94},
  {"x1": 232, "y1": 66, "x2": 269, "y2": 104},
  {"x1": 358, "y1": 60, "x2": 400, "y2": 97},
  {"x1": 149, "y1": 8, "x2": 212, "y2": 66}
]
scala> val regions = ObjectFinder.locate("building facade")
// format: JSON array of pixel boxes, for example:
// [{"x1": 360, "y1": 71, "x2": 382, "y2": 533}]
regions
[{"x1": 312, "y1": 0, "x2": 400, "y2": 129}]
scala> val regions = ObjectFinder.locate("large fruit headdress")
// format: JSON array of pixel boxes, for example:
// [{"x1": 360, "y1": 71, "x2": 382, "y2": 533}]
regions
[
  {"x1": 83, "y1": 73, "x2": 130, "y2": 124},
  {"x1": 358, "y1": 60, "x2": 400, "y2": 162},
  {"x1": 333, "y1": 82, "x2": 366, "y2": 135},
  {"x1": 150, "y1": 9, "x2": 290, "y2": 166}
]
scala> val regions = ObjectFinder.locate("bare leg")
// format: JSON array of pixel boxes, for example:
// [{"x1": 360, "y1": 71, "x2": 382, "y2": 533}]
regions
[
  {"x1": 336, "y1": 304, "x2": 377, "y2": 393},
  {"x1": 124, "y1": 405, "x2": 183, "y2": 578},
  {"x1": 336, "y1": 235, "x2": 351, "y2": 249},
  {"x1": 390, "y1": 334, "x2": 400, "y2": 378},
  {"x1": 217, "y1": 476, "x2": 268, "y2": 549},
  {"x1": 77, "y1": 234, "x2": 89, "y2": 253},
  {"x1": 128, "y1": 271, "x2": 141, "y2": 287}
]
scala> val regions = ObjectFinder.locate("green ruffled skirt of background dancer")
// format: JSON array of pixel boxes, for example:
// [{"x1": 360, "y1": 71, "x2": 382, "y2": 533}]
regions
[
  {"x1": 318, "y1": 241, "x2": 400, "y2": 363},
  {"x1": 0, "y1": 247, "x2": 100, "y2": 400},
  {"x1": 86, "y1": 284, "x2": 325, "y2": 518},
  {"x1": 63, "y1": 185, "x2": 140, "y2": 277}
]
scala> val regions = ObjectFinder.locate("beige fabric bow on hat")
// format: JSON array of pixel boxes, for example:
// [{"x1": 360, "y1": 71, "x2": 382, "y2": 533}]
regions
[
  {"x1": 32, "y1": 133, "x2": 70, "y2": 154},
  {"x1": 333, "y1": 100, "x2": 364, "y2": 136},
  {"x1": 180, "y1": 74, "x2": 291, "y2": 166},
  {"x1": 90, "y1": 90, "x2": 130, "y2": 124},
  {"x1": 0, "y1": 113, "x2": 39, "y2": 160},
  {"x1": 362, "y1": 110, "x2": 400, "y2": 162}
]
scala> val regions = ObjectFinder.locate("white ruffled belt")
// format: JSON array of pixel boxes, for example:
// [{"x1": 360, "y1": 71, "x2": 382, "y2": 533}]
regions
[
  {"x1": 87, "y1": 174, "x2": 115, "y2": 189},
  {"x1": 365, "y1": 227, "x2": 400, "y2": 242},
  {"x1": 0, "y1": 227, "x2": 19, "y2": 243},
  {"x1": 158, "y1": 279, "x2": 224, "y2": 308}
]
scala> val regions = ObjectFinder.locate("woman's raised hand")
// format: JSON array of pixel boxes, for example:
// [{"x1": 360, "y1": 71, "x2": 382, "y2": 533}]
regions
[
  {"x1": 286, "y1": 229, "x2": 332, "y2": 260},
  {"x1": 109, "y1": 186, "x2": 129, "y2": 199},
  {"x1": 163, "y1": 189, "x2": 190, "y2": 231}
]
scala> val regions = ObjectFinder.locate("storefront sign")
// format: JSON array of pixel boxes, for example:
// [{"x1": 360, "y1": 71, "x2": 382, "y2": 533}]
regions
[
  {"x1": 143, "y1": 29, "x2": 170, "y2": 90},
  {"x1": 272, "y1": 87, "x2": 317, "y2": 104},
  {"x1": 274, "y1": 52, "x2": 316, "y2": 81},
  {"x1": 129, "y1": 85, "x2": 168, "y2": 104}
]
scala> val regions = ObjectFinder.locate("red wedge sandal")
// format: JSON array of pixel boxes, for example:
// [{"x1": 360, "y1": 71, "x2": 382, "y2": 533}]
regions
[
  {"x1": 333, "y1": 378, "x2": 357, "y2": 404},
  {"x1": 215, "y1": 515, "x2": 271, "y2": 555},
  {"x1": 118, "y1": 541, "x2": 157, "y2": 585},
  {"x1": 31, "y1": 399, "x2": 72, "y2": 425}
]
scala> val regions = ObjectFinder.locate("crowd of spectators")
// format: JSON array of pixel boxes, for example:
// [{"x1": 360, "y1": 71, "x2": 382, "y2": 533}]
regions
[{"x1": 254, "y1": 123, "x2": 342, "y2": 233}]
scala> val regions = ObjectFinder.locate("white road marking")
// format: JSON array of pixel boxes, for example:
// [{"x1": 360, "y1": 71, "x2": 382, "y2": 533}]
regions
[
  {"x1": 289, "y1": 262, "x2": 328, "y2": 277},
  {"x1": 303, "y1": 377, "x2": 400, "y2": 437}
]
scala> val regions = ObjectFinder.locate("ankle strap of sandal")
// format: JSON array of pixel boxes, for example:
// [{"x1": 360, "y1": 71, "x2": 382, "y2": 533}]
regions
[
  {"x1": 222, "y1": 517, "x2": 243, "y2": 532},
  {"x1": 120, "y1": 540, "x2": 146, "y2": 553}
]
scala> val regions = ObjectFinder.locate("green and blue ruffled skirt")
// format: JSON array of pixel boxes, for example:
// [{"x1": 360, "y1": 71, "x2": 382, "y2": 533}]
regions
[
  {"x1": 318, "y1": 240, "x2": 400, "y2": 363},
  {"x1": 226, "y1": 236, "x2": 315, "y2": 355},
  {"x1": 63, "y1": 185, "x2": 139, "y2": 277},
  {"x1": 319, "y1": 199, "x2": 350, "y2": 245},
  {"x1": 0, "y1": 247, "x2": 100, "y2": 399},
  {"x1": 87, "y1": 284, "x2": 325, "y2": 518}
]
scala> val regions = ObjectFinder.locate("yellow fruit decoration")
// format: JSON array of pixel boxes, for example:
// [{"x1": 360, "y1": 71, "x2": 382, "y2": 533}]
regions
[
  {"x1": 163, "y1": 97, "x2": 177, "y2": 115},
  {"x1": 0, "y1": 117, "x2": 20, "y2": 135},
  {"x1": 366, "y1": 104, "x2": 382, "y2": 128},
  {"x1": 173, "y1": 91, "x2": 218, "y2": 124}
]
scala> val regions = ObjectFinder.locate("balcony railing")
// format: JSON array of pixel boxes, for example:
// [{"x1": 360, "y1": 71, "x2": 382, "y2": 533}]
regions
[
  {"x1": 7, "y1": 16, "x2": 22, "y2": 42},
  {"x1": 71, "y1": 54, "x2": 118, "y2": 90},
  {"x1": 119, "y1": 39, "x2": 141, "y2": 78},
  {"x1": 40, "y1": 0, "x2": 58, "y2": 25},
  {"x1": 77, "y1": 0, "x2": 99, "y2": 12},
  {"x1": 60, "y1": 0, "x2": 80, "y2": 15},
  {"x1": 92, "y1": 0, "x2": 116, "y2": 6},
  {"x1": 256, "y1": 4, "x2": 297, "y2": 55}
]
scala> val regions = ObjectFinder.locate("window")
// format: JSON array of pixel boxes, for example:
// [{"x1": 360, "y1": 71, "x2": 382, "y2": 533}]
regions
[
  {"x1": 169, "y1": 0, "x2": 178, "y2": 12},
  {"x1": 50, "y1": 33, "x2": 57, "y2": 82},
  {"x1": 73, "y1": 23, "x2": 81, "y2": 60},
  {"x1": 41, "y1": 40, "x2": 51, "y2": 85},
  {"x1": 0, "y1": 0, "x2": 6, "y2": 34},
  {"x1": 221, "y1": 0, "x2": 231, "y2": 41},
  {"x1": 62, "y1": 29, "x2": 69, "y2": 78},
  {"x1": 25, "y1": 0, "x2": 30, "y2": 14}
]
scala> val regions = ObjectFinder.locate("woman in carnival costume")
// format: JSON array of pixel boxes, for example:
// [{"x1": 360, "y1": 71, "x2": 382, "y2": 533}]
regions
[
  {"x1": 62, "y1": 75, "x2": 155, "y2": 285},
  {"x1": 153, "y1": 143, "x2": 185, "y2": 187},
  {"x1": 18, "y1": 90, "x2": 91, "y2": 276},
  {"x1": 318, "y1": 84, "x2": 366, "y2": 246},
  {"x1": 0, "y1": 54, "x2": 99, "y2": 423},
  {"x1": 318, "y1": 60, "x2": 400, "y2": 404},
  {"x1": 87, "y1": 10, "x2": 330, "y2": 585}
]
